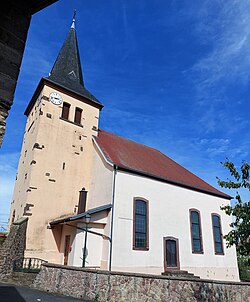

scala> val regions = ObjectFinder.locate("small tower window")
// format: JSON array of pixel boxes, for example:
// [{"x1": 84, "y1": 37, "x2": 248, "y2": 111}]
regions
[
  {"x1": 74, "y1": 107, "x2": 82, "y2": 124},
  {"x1": 11, "y1": 210, "x2": 16, "y2": 225},
  {"x1": 61, "y1": 102, "x2": 70, "y2": 120}
]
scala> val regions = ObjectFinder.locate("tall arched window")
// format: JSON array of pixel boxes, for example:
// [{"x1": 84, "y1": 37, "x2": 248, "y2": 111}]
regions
[
  {"x1": 212, "y1": 214, "x2": 224, "y2": 255},
  {"x1": 190, "y1": 209, "x2": 203, "y2": 253},
  {"x1": 133, "y1": 198, "x2": 149, "y2": 250}
]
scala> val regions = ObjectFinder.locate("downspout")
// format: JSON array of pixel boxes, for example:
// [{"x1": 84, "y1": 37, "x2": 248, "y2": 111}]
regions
[{"x1": 108, "y1": 164, "x2": 117, "y2": 271}]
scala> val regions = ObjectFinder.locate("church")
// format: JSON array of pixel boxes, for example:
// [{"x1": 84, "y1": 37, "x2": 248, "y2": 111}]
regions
[{"x1": 9, "y1": 17, "x2": 239, "y2": 282}]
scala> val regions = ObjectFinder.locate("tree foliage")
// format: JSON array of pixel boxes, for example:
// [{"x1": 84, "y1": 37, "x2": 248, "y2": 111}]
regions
[{"x1": 217, "y1": 160, "x2": 250, "y2": 257}]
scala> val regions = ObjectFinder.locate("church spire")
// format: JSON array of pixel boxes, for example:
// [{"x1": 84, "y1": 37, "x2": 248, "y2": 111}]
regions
[{"x1": 47, "y1": 13, "x2": 102, "y2": 105}]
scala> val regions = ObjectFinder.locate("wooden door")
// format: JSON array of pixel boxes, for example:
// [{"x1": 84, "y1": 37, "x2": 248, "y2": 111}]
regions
[
  {"x1": 64, "y1": 235, "x2": 71, "y2": 265},
  {"x1": 164, "y1": 237, "x2": 180, "y2": 270}
]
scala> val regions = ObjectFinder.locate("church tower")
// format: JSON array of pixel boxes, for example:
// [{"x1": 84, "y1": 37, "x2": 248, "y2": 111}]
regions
[{"x1": 9, "y1": 16, "x2": 103, "y2": 262}]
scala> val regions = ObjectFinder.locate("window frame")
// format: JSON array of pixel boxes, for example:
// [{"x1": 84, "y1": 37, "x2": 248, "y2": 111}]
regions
[
  {"x1": 133, "y1": 197, "x2": 149, "y2": 251},
  {"x1": 189, "y1": 209, "x2": 204, "y2": 254},
  {"x1": 211, "y1": 213, "x2": 224, "y2": 255},
  {"x1": 163, "y1": 236, "x2": 180, "y2": 271},
  {"x1": 61, "y1": 102, "x2": 70, "y2": 120},
  {"x1": 74, "y1": 107, "x2": 83, "y2": 125}
]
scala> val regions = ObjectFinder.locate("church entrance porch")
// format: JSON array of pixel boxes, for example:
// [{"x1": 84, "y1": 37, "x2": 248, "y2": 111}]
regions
[{"x1": 50, "y1": 204, "x2": 112, "y2": 269}]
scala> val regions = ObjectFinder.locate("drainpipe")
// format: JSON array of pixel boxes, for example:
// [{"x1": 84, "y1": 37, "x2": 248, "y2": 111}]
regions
[{"x1": 108, "y1": 164, "x2": 117, "y2": 271}]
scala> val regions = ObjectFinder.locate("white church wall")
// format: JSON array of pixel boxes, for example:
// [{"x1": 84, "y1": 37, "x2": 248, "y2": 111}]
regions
[
  {"x1": 101, "y1": 215, "x2": 112, "y2": 270},
  {"x1": 111, "y1": 171, "x2": 239, "y2": 282},
  {"x1": 87, "y1": 141, "x2": 113, "y2": 210},
  {"x1": 71, "y1": 227, "x2": 84, "y2": 267},
  {"x1": 71, "y1": 222, "x2": 104, "y2": 268}
]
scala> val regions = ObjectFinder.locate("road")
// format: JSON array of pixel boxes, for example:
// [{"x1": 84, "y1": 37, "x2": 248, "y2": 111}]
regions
[{"x1": 0, "y1": 283, "x2": 90, "y2": 302}]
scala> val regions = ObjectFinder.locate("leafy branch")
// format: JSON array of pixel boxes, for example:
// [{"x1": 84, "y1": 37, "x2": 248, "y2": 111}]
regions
[{"x1": 217, "y1": 159, "x2": 250, "y2": 257}]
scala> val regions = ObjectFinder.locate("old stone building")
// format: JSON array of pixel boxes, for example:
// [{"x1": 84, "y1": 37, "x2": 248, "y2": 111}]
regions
[{"x1": 9, "y1": 17, "x2": 239, "y2": 282}]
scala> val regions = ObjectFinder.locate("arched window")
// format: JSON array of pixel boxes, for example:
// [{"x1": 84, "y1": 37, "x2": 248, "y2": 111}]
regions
[
  {"x1": 190, "y1": 209, "x2": 203, "y2": 253},
  {"x1": 133, "y1": 198, "x2": 149, "y2": 250},
  {"x1": 212, "y1": 214, "x2": 224, "y2": 255}
]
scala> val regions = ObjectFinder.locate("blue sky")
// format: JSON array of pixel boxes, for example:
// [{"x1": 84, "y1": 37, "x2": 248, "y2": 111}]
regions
[{"x1": 1, "y1": 0, "x2": 250, "y2": 230}]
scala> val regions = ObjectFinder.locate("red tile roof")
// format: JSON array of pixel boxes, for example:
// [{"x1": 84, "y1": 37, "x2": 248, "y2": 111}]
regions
[{"x1": 95, "y1": 130, "x2": 231, "y2": 199}]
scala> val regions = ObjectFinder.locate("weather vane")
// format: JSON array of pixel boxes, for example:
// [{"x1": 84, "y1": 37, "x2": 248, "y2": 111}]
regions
[{"x1": 71, "y1": 9, "x2": 76, "y2": 29}]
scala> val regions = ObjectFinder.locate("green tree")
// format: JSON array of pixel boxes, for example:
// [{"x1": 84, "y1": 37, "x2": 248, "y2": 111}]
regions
[{"x1": 217, "y1": 159, "x2": 250, "y2": 257}]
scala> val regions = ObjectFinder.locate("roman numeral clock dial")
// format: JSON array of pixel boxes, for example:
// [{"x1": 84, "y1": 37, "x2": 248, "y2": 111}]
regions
[{"x1": 49, "y1": 92, "x2": 63, "y2": 105}]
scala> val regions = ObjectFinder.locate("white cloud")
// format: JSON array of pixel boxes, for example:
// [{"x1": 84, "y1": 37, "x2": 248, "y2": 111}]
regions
[
  {"x1": 185, "y1": 0, "x2": 250, "y2": 135},
  {"x1": 191, "y1": 136, "x2": 249, "y2": 161},
  {"x1": 21, "y1": 44, "x2": 52, "y2": 79},
  {"x1": 191, "y1": 0, "x2": 250, "y2": 91},
  {"x1": 0, "y1": 152, "x2": 19, "y2": 173}
]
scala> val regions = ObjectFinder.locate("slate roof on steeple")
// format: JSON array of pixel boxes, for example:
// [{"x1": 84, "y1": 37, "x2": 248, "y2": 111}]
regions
[{"x1": 47, "y1": 17, "x2": 102, "y2": 106}]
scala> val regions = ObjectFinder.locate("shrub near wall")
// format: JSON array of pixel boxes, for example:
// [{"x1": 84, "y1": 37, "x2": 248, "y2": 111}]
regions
[
  {"x1": 34, "y1": 263, "x2": 250, "y2": 302},
  {"x1": 238, "y1": 255, "x2": 250, "y2": 282}
]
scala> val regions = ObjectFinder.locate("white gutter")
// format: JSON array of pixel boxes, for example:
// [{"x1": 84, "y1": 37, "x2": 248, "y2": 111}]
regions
[{"x1": 92, "y1": 136, "x2": 113, "y2": 168}]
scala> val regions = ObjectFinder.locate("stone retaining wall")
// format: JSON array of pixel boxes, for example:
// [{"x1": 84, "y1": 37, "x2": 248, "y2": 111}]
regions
[
  {"x1": 34, "y1": 263, "x2": 250, "y2": 302},
  {"x1": 0, "y1": 218, "x2": 28, "y2": 278}
]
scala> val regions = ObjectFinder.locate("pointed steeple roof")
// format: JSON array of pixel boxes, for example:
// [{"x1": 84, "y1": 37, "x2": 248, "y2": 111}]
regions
[{"x1": 47, "y1": 13, "x2": 102, "y2": 105}]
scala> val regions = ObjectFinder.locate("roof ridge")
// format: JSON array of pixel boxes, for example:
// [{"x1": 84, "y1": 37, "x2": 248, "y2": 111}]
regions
[{"x1": 99, "y1": 129, "x2": 166, "y2": 154}]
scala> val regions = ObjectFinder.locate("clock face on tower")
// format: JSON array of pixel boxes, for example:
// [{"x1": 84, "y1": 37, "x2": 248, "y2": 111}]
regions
[{"x1": 49, "y1": 92, "x2": 63, "y2": 105}]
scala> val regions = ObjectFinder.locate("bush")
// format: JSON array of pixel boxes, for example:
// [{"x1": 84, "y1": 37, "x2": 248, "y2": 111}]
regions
[{"x1": 238, "y1": 254, "x2": 250, "y2": 281}]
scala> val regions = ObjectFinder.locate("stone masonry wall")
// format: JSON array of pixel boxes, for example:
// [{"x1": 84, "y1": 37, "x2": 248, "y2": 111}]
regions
[
  {"x1": 34, "y1": 263, "x2": 250, "y2": 302},
  {"x1": 0, "y1": 217, "x2": 28, "y2": 278}
]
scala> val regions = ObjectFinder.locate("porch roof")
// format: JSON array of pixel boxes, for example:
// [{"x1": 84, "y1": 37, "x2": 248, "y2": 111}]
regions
[{"x1": 50, "y1": 204, "x2": 112, "y2": 226}]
